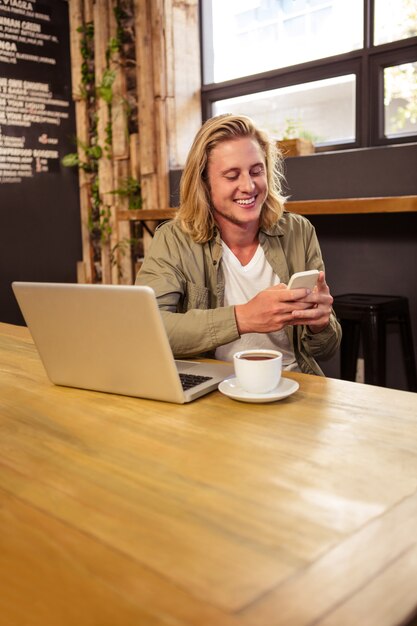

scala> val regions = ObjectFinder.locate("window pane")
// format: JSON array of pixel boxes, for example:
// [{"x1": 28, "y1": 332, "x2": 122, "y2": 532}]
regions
[
  {"x1": 212, "y1": 75, "x2": 356, "y2": 146},
  {"x1": 374, "y1": 0, "x2": 417, "y2": 46},
  {"x1": 384, "y1": 62, "x2": 417, "y2": 139},
  {"x1": 202, "y1": 0, "x2": 363, "y2": 84}
]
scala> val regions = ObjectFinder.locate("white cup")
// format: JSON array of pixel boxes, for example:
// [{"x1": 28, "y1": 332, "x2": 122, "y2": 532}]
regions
[{"x1": 233, "y1": 349, "x2": 283, "y2": 394}]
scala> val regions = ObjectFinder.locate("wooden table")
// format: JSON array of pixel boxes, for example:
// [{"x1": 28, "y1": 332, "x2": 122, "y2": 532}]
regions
[{"x1": 1, "y1": 323, "x2": 417, "y2": 626}]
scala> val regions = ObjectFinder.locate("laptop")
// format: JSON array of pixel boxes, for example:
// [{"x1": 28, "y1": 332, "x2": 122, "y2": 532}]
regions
[{"x1": 12, "y1": 282, "x2": 234, "y2": 403}]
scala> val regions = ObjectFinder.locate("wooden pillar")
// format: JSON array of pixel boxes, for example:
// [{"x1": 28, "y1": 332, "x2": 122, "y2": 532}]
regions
[
  {"x1": 94, "y1": 0, "x2": 116, "y2": 283},
  {"x1": 68, "y1": 0, "x2": 94, "y2": 283},
  {"x1": 167, "y1": 0, "x2": 201, "y2": 169},
  {"x1": 151, "y1": 0, "x2": 169, "y2": 207},
  {"x1": 84, "y1": 0, "x2": 94, "y2": 23},
  {"x1": 108, "y1": 0, "x2": 133, "y2": 284},
  {"x1": 134, "y1": 0, "x2": 170, "y2": 254}
]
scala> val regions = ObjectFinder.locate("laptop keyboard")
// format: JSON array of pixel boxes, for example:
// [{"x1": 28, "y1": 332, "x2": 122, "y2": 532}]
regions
[{"x1": 179, "y1": 373, "x2": 213, "y2": 391}]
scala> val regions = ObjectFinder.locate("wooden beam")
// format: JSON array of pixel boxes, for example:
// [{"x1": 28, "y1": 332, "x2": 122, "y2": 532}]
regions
[
  {"x1": 116, "y1": 196, "x2": 417, "y2": 222},
  {"x1": 286, "y1": 195, "x2": 417, "y2": 215},
  {"x1": 68, "y1": 0, "x2": 94, "y2": 283},
  {"x1": 117, "y1": 208, "x2": 177, "y2": 221},
  {"x1": 94, "y1": 0, "x2": 116, "y2": 283},
  {"x1": 68, "y1": 0, "x2": 83, "y2": 101}
]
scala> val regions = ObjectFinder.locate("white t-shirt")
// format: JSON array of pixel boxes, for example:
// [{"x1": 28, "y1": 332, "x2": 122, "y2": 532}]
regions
[{"x1": 215, "y1": 242, "x2": 299, "y2": 370}]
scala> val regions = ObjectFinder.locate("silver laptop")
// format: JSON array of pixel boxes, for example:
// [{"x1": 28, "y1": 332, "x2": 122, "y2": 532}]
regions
[{"x1": 12, "y1": 282, "x2": 233, "y2": 403}]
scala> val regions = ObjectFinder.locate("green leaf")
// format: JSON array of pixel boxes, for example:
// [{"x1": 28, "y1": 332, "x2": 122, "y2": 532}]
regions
[
  {"x1": 87, "y1": 145, "x2": 103, "y2": 160},
  {"x1": 107, "y1": 36, "x2": 121, "y2": 55},
  {"x1": 61, "y1": 153, "x2": 79, "y2": 167},
  {"x1": 97, "y1": 85, "x2": 113, "y2": 103}
]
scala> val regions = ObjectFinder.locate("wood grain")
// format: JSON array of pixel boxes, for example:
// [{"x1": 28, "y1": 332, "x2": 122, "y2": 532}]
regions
[
  {"x1": 116, "y1": 195, "x2": 417, "y2": 223},
  {"x1": 287, "y1": 195, "x2": 417, "y2": 215},
  {"x1": 68, "y1": 0, "x2": 94, "y2": 283},
  {"x1": 1, "y1": 325, "x2": 417, "y2": 625}
]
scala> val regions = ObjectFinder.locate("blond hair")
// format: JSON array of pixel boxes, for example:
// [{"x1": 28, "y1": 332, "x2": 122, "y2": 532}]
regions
[{"x1": 176, "y1": 114, "x2": 286, "y2": 243}]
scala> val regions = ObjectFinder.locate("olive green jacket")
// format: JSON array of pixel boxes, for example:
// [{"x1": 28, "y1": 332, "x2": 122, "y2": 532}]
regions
[{"x1": 136, "y1": 212, "x2": 341, "y2": 375}]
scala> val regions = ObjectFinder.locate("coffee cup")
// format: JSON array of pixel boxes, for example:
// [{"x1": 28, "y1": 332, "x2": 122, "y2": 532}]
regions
[{"x1": 233, "y1": 349, "x2": 282, "y2": 394}]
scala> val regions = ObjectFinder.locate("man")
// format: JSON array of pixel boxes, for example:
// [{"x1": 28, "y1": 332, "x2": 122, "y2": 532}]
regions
[{"x1": 136, "y1": 114, "x2": 341, "y2": 375}]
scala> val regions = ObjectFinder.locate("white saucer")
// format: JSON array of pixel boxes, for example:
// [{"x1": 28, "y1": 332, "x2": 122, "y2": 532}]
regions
[{"x1": 218, "y1": 376, "x2": 299, "y2": 403}]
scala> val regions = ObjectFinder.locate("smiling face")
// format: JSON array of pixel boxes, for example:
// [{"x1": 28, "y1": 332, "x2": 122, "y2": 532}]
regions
[{"x1": 206, "y1": 136, "x2": 268, "y2": 229}]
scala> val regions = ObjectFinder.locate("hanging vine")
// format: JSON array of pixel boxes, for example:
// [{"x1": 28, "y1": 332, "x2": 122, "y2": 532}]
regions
[{"x1": 63, "y1": 2, "x2": 142, "y2": 283}]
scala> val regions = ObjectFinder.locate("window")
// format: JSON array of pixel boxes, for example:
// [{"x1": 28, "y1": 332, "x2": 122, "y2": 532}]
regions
[
  {"x1": 384, "y1": 61, "x2": 417, "y2": 139},
  {"x1": 374, "y1": 0, "x2": 417, "y2": 45},
  {"x1": 203, "y1": 0, "x2": 363, "y2": 83},
  {"x1": 201, "y1": 0, "x2": 417, "y2": 150},
  {"x1": 213, "y1": 75, "x2": 356, "y2": 146}
]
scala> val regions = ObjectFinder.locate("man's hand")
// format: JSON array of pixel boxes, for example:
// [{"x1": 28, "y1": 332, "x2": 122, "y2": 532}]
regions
[
  {"x1": 234, "y1": 271, "x2": 333, "y2": 335},
  {"x1": 235, "y1": 283, "x2": 313, "y2": 334},
  {"x1": 290, "y1": 271, "x2": 333, "y2": 333}
]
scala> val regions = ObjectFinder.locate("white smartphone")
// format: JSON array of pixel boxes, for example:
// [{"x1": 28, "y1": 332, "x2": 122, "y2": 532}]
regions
[{"x1": 287, "y1": 269, "x2": 319, "y2": 290}]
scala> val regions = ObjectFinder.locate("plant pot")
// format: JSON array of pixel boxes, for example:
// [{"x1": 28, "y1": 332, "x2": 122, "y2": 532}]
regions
[{"x1": 277, "y1": 138, "x2": 315, "y2": 157}]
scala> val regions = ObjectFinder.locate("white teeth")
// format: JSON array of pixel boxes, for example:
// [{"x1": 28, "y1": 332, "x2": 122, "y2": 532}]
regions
[{"x1": 235, "y1": 197, "x2": 255, "y2": 205}]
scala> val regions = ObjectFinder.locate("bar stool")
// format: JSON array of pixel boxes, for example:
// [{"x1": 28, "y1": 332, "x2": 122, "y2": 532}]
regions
[{"x1": 332, "y1": 294, "x2": 417, "y2": 390}]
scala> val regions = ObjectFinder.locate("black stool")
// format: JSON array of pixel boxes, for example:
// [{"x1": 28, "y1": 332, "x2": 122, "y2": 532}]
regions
[{"x1": 332, "y1": 294, "x2": 417, "y2": 390}]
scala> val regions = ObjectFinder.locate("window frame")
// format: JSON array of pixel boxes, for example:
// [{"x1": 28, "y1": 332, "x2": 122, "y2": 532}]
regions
[
  {"x1": 200, "y1": 0, "x2": 417, "y2": 152},
  {"x1": 369, "y1": 43, "x2": 417, "y2": 146}
]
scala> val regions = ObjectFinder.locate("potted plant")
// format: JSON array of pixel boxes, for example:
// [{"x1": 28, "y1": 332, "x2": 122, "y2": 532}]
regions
[{"x1": 276, "y1": 117, "x2": 315, "y2": 157}]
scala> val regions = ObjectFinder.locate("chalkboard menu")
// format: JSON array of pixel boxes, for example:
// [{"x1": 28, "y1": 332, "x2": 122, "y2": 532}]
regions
[{"x1": 0, "y1": 0, "x2": 81, "y2": 324}]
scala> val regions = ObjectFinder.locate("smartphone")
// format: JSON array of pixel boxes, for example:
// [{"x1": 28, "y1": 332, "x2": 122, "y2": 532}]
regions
[{"x1": 287, "y1": 269, "x2": 319, "y2": 290}]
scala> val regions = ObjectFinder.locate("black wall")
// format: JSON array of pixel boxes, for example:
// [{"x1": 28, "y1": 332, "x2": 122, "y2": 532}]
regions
[
  {"x1": 283, "y1": 144, "x2": 417, "y2": 391},
  {"x1": 0, "y1": 0, "x2": 81, "y2": 326},
  {"x1": 312, "y1": 212, "x2": 417, "y2": 390},
  {"x1": 282, "y1": 143, "x2": 417, "y2": 200}
]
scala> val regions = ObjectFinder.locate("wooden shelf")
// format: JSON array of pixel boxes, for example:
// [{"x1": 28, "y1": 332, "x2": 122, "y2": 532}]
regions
[
  {"x1": 117, "y1": 196, "x2": 417, "y2": 221},
  {"x1": 287, "y1": 195, "x2": 417, "y2": 215},
  {"x1": 117, "y1": 208, "x2": 177, "y2": 220}
]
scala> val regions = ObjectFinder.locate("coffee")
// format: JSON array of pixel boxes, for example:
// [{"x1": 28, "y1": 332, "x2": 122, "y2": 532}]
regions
[
  {"x1": 238, "y1": 354, "x2": 276, "y2": 361},
  {"x1": 234, "y1": 349, "x2": 283, "y2": 393}
]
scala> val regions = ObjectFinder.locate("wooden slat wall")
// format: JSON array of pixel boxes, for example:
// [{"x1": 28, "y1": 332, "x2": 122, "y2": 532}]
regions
[{"x1": 69, "y1": 0, "x2": 198, "y2": 282}]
